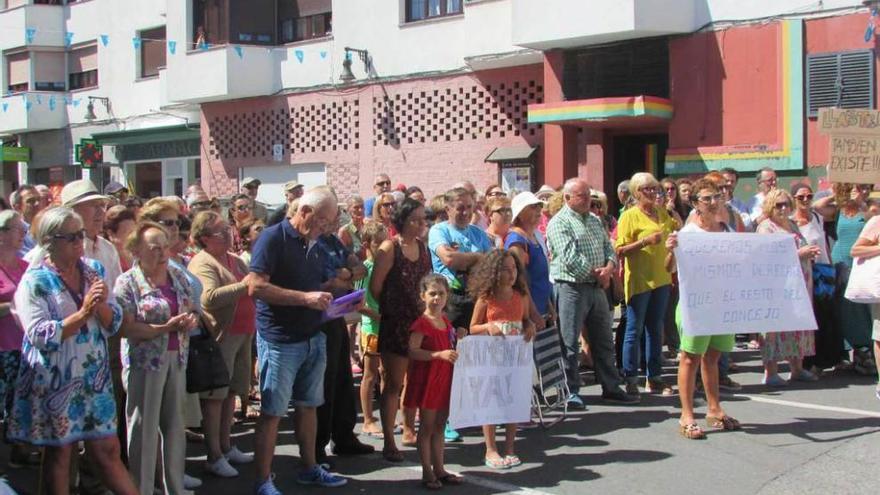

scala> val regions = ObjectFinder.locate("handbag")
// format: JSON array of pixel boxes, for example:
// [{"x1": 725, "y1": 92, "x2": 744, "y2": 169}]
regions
[
  {"x1": 843, "y1": 255, "x2": 880, "y2": 304},
  {"x1": 812, "y1": 263, "x2": 836, "y2": 301},
  {"x1": 186, "y1": 330, "x2": 230, "y2": 394}
]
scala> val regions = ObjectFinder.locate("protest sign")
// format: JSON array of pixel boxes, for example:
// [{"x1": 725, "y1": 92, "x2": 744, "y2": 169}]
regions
[
  {"x1": 675, "y1": 232, "x2": 817, "y2": 336},
  {"x1": 818, "y1": 107, "x2": 880, "y2": 184},
  {"x1": 448, "y1": 335, "x2": 533, "y2": 430}
]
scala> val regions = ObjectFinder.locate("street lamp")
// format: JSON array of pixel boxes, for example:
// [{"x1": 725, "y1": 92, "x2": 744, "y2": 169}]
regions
[
  {"x1": 84, "y1": 96, "x2": 111, "y2": 122},
  {"x1": 340, "y1": 47, "x2": 371, "y2": 83}
]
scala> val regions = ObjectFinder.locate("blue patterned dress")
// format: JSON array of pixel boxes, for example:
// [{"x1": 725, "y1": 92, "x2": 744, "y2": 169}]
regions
[{"x1": 8, "y1": 258, "x2": 123, "y2": 446}]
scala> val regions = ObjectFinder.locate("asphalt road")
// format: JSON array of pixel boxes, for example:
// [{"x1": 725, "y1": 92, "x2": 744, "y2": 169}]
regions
[{"x1": 3, "y1": 346, "x2": 879, "y2": 495}]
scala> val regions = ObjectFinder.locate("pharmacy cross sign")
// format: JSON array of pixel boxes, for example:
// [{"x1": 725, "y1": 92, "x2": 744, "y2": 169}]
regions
[{"x1": 76, "y1": 139, "x2": 103, "y2": 169}]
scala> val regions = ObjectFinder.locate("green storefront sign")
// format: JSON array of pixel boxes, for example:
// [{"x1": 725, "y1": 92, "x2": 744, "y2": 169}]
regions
[{"x1": 0, "y1": 147, "x2": 30, "y2": 162}]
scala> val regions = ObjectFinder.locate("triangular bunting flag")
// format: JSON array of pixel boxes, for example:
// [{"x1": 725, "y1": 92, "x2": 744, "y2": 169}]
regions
[
  {"x1": 132, "y1": 37, "x2": 142, "y2": 49},
  {"x1": 234, "y1": 45, "x2": 243, "y2": 59},
  {"x1": 295, "y1": 50, "x2": 304, "y2": 63},
  {"x1": 320, "y1": 51, "x2": 327, "y2": 59},
  {"x1": 100, "y1": 34, "x2": 109, "y2": 47},
  {"x1": 25, "y1": 28, "x2": 36, "y2": 44},
  {"x1": 65, "y1": 32, "x2": 74, "y2": 47},
  {"x1": 1, "y1": 103, "x2": 7, "y2": 113},
  {"x1": 168, "y1": 40, "x2": 177, "y2": 55}
]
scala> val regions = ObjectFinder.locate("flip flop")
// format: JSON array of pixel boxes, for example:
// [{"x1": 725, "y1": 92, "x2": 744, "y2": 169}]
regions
[
  {"x1": 504, "y1": 455, "x2": 522, "y2": 467},
  {"x1": 484, "y1": 457, "x2": 510, "y2": 469},
  {"x1": 421, "y1": 479, "x2": 442, "y2": 490}
]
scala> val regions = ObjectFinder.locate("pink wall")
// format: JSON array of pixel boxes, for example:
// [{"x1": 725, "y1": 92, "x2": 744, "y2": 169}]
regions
[
  {"x1": 200, "y1": 65, "x2": 544, "y2": 199},
  {"x1": 668, "y1": 23, "x2": 781, "y2": 151},
  {"x1": 805, "y1": 12, "x2": 878, "y2": 168}
]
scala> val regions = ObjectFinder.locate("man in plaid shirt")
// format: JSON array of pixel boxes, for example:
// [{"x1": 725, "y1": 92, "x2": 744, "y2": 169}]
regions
[{"x1": 546, "y1": 178, "x2": 637, "y2": 407}]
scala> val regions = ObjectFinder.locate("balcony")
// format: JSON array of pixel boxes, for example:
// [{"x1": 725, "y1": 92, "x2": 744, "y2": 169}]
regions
[
  {"x1": 0, "y1": 92, "x2": 67, "y2": 135},
  {"x1": 0, "y1": 1, "x2": 65, "y2": 49},
  {"x1": 164, "y1": 45, "x2": 277, "y2": 104},
  {"x1": 511, "y1": 0, "x2": 699, "y2": 50}
]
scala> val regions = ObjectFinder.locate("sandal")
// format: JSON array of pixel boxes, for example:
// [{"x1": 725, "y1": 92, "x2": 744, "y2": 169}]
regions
[
  {"x1": 646, "y1": 379, "x2": 675, "y2": 396},
  {"x1": 504, "y1": 454, "x2": 522, "y2": 467},
  {"x1": 383, "y1": 449, "x2": 405, "y2": 463},
  {"x1": 484, "y1": 456, "x2": 510, "y2": 469},
  {"x1": 437, "y1": 474, "x2": 464, "y2": 485},
  {"x1": 679, "y1": 422, "x2": 706, "y2": 440},
  {"x1": 706, "y1": 415, "x2": 741, "y2": 431},
  {"x1": 421, "y1": 479, "x2": 443, "y2": 490}
]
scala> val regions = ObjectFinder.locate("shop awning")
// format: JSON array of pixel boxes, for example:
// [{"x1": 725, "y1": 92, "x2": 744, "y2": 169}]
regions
[
  {"x1": 91, "y1": 124, "x2": 200, "y2": 146},
  {"x1": 485, "y1": 146, "x2": 538, "y2": 163},
  {"x1": 527, "y1": 95, "x2": 673, "y2": 127}
]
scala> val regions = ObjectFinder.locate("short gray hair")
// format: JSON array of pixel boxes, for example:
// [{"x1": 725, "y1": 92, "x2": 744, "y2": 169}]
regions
[
  {"x1": 299, "y1": 186, "x2": 336, "y2": 211},
  {"x1": 562, "y1": 178, "x2": 588, "y2": 195},
  {"x1": 29, "y1": 207, "x2": 82, "y2": 267}
]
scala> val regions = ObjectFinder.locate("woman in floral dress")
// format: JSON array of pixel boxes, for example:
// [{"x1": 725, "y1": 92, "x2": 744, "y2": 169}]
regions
[
  {"x1": 10, "y1": 207, "x2": 136, "y2": 494},
  {"x1": 756, "y1": 189, "x2": 820, "y2": 387}
]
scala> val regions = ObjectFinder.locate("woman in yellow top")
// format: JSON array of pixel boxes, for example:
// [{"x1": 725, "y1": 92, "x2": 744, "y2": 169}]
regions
[{"x1": 615, "y1": 172, "x2": 677, "y2": 396}]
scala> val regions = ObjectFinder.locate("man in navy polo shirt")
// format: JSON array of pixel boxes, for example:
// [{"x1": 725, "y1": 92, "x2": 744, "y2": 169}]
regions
[{"x1": 249, "y1": 187, "x2": 347, "y2": 494}]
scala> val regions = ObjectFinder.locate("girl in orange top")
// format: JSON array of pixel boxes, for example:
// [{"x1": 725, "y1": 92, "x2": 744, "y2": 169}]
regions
[{"x1": 468, "y1": 249, "x2": 536, "y2": 469}]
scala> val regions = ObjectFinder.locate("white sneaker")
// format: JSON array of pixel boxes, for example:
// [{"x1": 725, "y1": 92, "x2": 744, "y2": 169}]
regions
[
  {"x1": 224, "y1": 445, "x2": 254, "y2": 464},
  {"x1": 205, "y1": 456, "x2": 239, "y2": 477},
  {"x1": 183, "y1": 473, "x2": 203, "y2": 489}
]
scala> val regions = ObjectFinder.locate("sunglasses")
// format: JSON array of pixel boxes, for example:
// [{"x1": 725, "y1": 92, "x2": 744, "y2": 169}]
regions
[
  {"x1": 158, "y1": 219, "x2": 181, "y2": 228},
  {"x1": 234, "y1": 204, "x2": 252, "y2": 212},
  {"x1": 492, "y1": 207, "x2": 512, "y2": 215},
  {"x1": 774, "y1": 202, "x2": 791, "y2": 209},
  {"x1": 640, "y1": 186, "x2": 658, "y2": 194},
  {"x1": 376, "y1": 180, "x2": 391, "y2": 187},
  {"x1": 795, "y1": 194, "x2": 814, "y2": 202},
  {"x1": 697, "y1": 194, "x2": 723, "y2": 203},
  {"x1": 53, "y1": 230, "x2": 86, "y2": 243},
  {"x1": 664, "y1": 186, "x2": 676, "y2": 192},
  {"x1": 380, "y1": 202, "x2": 396, "y2": 209},
  {"x1": 487, "y1": 190, "x2": 507, "y2": 197}
]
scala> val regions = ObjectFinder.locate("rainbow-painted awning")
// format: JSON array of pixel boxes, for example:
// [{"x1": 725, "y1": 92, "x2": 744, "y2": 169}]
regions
[{"x1": 527, "y1": 95, "x2": 673, "y2": 125}]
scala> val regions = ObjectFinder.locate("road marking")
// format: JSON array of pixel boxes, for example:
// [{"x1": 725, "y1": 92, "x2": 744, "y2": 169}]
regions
[
  {"x1": 404, "y1": 465, "x2": 555, "y2": 495},
  {"x1": 737, "y1": 394, "x2": 880, "y2": 418}
]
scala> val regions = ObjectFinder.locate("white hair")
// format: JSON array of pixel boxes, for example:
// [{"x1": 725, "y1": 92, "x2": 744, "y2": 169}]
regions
[
  {"x1": 29, "y1": 207, "x2": 82, "y2": 268},
  {"x1": 562, "y1": 178, "x2": 589, "y2": 195},
  {"x1": 299, "y1": 187, "x2": 337, "y2": 211}
]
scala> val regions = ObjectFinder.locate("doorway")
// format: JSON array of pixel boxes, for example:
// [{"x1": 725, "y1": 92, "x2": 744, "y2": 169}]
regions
[{"x1": 610, "y1": 134, "x2": 668, "y2": 213}]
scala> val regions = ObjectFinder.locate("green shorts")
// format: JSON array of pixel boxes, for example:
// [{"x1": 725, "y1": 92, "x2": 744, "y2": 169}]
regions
[{"x1": 675, "y1": 304, "x2": 735, "y2": 355}]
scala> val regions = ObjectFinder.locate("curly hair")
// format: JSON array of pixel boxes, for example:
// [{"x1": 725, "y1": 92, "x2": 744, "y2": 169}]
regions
[{"x1": 467, "y1": 249, "x2": 528, "y2": 300}]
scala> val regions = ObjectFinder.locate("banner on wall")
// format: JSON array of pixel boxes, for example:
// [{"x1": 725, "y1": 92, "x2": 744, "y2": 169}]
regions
[
  {"x1": 818, "y1": 107, "x2": 880, "y2": 184},
  {"x1": 448, "y1": 336, "x2": 533, "y2": 430},
  {"x1": 675, "y1": 232, "x2": 817, "y2": 336}
]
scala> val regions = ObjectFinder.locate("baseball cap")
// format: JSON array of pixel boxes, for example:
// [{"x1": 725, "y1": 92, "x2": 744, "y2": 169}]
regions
[
  {"x1": 103, "y1": 181, "x2": 128, "y2": 195},
  {"x1": 241, "y1": 177, "x2": 261, "y2": 188},
  {"x1": 284, "y1": 180, "x2": 303, "y2": 193}
]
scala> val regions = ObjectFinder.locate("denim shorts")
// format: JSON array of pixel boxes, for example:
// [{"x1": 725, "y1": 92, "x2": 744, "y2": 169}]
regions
[{"x1": 257, "y1": 332, "x2": 327, "y2": 416}]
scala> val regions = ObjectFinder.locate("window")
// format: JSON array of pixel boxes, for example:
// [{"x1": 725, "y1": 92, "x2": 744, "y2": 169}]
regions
[
  {"x1": 33, "y1": 51, "x2": 65, "y2": 91},
  {"x1": 278, "y1": 0, "x2": 332, "y2": 43},
  {"x1": 5, "y1": 52, "x2": 29, "y2": 93},
  {"x1": 807, "y1": 50, "x2": 874, "y2": 117},
  {"x1": 406, "y1": 0, "x2": 462, "y2": 22},
  {"x1": 68, "y1": 44, "x2": 98, "y2": 90},
  {"x1": 139, "y1": 26, "x2": 166, "y2": 78},
  {"x1": 193, "y1": 0, "x2": 229, "y2": 48}
]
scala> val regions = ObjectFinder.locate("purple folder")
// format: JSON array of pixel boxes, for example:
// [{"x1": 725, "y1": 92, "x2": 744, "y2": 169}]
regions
[{"x1": 322, "y1": 289, "x2": 365, "y2": 321}]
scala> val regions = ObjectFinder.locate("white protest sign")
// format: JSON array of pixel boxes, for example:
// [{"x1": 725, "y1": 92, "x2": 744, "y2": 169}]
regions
[
  {"x1": 675, "y1": 232, "x2": 817, "y2": 336},
  {"x1": 448, "y1": 335, "x2": 533, "y2": 430},
  {"x1": 818, "y1": 107, "x2": 880, "y2": 184}
]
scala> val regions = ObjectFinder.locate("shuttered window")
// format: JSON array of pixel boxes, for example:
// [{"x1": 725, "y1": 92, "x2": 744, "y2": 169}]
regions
[
  {"x1": 5, "y1": 51, "x2": 29, "y2": 93},
  {"x1": 807, "y1": 50, "x2": 874, "y2": 117},
  {"x1": 68, "y1": 44, "x2": 98, "y2": 90}
]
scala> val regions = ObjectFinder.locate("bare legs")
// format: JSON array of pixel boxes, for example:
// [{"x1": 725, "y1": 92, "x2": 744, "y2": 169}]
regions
[
  {"x1": 482, "y1": 424, "x2": 517, "y2": 463},
  {"x1": 360, "y1": 353, "x2": 383, "y2": 435},
  {"x1": 254, "y1": 407, "x2": 318, "y2": 483},
  {"x1": 678, "y1": 349, "x2": 726, "y2": 424},
  {"x1": 379, "y1": 353, "x2": 408, "y2": 454},
  {"x1": 43, "y1": 437, "x2": 137, "y2": 495},
  {"x1": 417, "y1": 408, "x2": 450, "y2": 484},
  {"x1": 201, "y1": 395, "x2": 236, "y2": 462}
]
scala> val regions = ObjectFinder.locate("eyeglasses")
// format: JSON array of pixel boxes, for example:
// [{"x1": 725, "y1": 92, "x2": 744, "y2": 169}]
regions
[
  {"x1": 234, "y1": 204, "x2": 252, "y2": 212},
  {"x1": 795, "y1": 194, "x2": 814, "y2": 202},
  {"x1": 158, "y1": 219, "x2": 181, "y2": 228},
  {"x1": 697, "y1": 194, "x2": 723, "y2": 203},
  {"x1": 376, "y1": 180, "x2": 391, "y2": 187},
  {"x1": 487, "y1": 190, "x2": 507, "y2": 198},
  {"x1": 53, "y1": 230, "x2": 85, "y2": 243},
  {"x1": 492, "y1": 207, "x2": 512, "y2": 215},
  {"x1": 191, "y1": 201, "x2": 212, "y2": 209},
  {"x1": 23, "y1": 198, "x2": 39, "y2": 205},
  {"x1": 640, "y1": 186, "x2": 658, "y2": 194},
  {"x1": 774, "y1": 202, "x2": 791, "y2": 210},
  {"x1": 145, "y1": 243, "x2": 168, "y2": 253}
]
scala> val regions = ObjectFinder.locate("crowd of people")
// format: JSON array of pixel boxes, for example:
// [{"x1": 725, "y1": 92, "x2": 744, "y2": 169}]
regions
[{"x1": 0, "y1": 165, "x2": 876, "y2": 494}]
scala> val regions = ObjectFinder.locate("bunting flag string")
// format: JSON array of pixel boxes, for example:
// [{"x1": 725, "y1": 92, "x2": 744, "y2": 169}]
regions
[
  {"x1": 168, "y1": 40, "x2": 177, "y2": 55},
  {"x1": 25, "y1": 27, "x2": 36, "y2": 44}
]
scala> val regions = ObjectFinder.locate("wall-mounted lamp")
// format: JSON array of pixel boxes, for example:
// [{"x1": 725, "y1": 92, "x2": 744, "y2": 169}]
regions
[
  {"x1": 84, "y1": 96, "x2": 111, "y2": 122},
  {"x1": 340, "y1": 47, "x2": 371, "y2": 83}
]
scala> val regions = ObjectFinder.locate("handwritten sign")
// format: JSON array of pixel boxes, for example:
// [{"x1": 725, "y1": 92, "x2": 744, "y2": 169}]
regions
[
  {"x1": 818, "y1": 107, "x2": 880, "y2": 184},
  {"x1": 675, "y1": 232, "x2": 817, "y2": 336},
  {"x1": 448, "y1": 336, "x2": 533, "y2": 430}
]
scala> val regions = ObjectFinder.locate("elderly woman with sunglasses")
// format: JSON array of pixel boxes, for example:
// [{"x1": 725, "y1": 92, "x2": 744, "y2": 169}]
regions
[
  {"x1": 755, "y1": 189, "x2": 820, "y2": 386},
  {"x1": 187, "y1": 212, "x2": 255, "y2": 477},
  {"x1": 115, "y1": 221, "x2": 200, "y2": 494},
  {"x1": 615, "y1": 172, "x2": 678, "y2": 397},
  {"x1": 10, "y1": 207, "x2": 137, "y2": 494},
  {"x1": 665, "y1": 179, "x2": 741, "y2": 439}
]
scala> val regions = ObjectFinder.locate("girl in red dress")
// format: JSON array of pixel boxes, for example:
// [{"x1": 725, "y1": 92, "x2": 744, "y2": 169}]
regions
[
  {"x1": 404, "y1": 274, "x2": 464, "y2": 489},
  {"x1": 468, "y1": 250, "x2": 536, "y2": 469}
]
